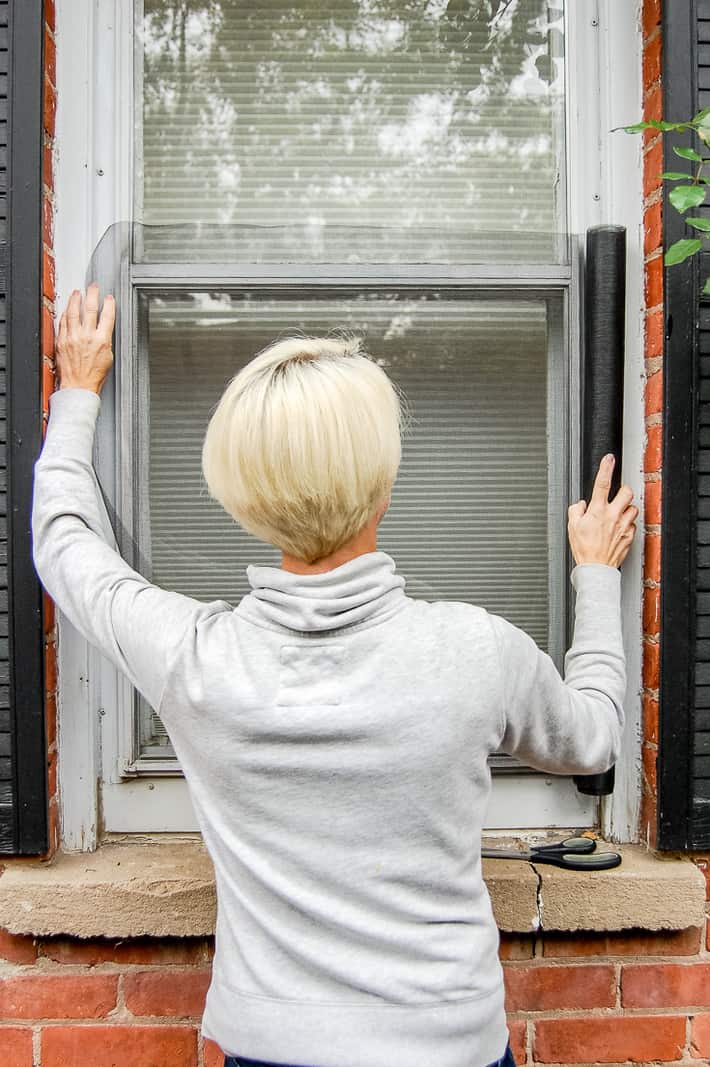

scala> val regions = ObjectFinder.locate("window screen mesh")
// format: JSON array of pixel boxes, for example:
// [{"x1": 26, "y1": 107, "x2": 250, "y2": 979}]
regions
[
  {"x1": 137, "y1": 0, "x2": 566, "y2": 263},
  {"x1": 143, "y1": 291, "x2": 555, "y2": 651}
]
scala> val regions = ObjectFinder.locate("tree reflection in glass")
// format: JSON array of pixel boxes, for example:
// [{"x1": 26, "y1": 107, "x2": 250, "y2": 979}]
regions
[{"x1": 137, "y1": 0, "x2": 566, "y2": 263}]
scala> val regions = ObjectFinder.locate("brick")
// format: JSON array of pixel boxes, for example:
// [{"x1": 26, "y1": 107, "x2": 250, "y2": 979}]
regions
[
  {"x1": 506, "y1": 1019, "x2": 526, "y2": 1064},
  {"x1": 41, "y1": 303, "x2": 55, "y2": 359},
  {"x1": 42, "y1": 1025, "x2": 197, "y2": 1067},
  {"x1": 643, "y1": 140, "x2": 663, "y2": 199},
  {"x1": 42, "y1": 194, "x2": 54, "y2": 250},
  {"x1": 622, "y1": 961, "x2": 710, "y2": 1008},
  {"x1": 39, "y1": 935, "x2": 214, "y2": 967},
  {"x1": 0, "y1": 1027, "x2": 33, "y2": 1066},
  {"x1": 639, "y1": 788, "x2": 658, "y2": 849},
  {"x1": 504, "y1": 963, "x2": 615, "y2": 1013},
  {"x1": 43, "y1": 77, "x2": 56, "y2": 137},
  {"x1": 0, "y1": 929, "x2": 37, "y2": 965},
  {"x1": 0, "y1": 974, "x2": 117, "y2": 1019},
  {"x1": 543, "y1": 925, "x2": 701, "y2": 958},
  {"x1": 644, "y1": 83, "x2": 663, "y2": 126},
  {"x1": 692, "y1": 1013, "x2": 710, "y2": 1058},
  {"x1": 42, "y1": 358, "x2": 56, "y2": 410},
  {"x1": 642, "y1": 691, "x2": 659, "y2": 745},
  {"x1": 645, "y1": 477, "x2": 662, "y2": 525},
  {"x1": 643, "y1": 531, "x2": 661, "y2": 583},
  {"x1": 641, "y1": 742, "x2": 658, "y2": 797},
  {"x1": 643, "y1": 32, "x2": 661, "y2": 92},
  {"x1": 47, "y1": 748, "x2": 57, "y2": 797},
  {"x1": 499, "y1": 934, "x2": 534, "y2": 961},
  {"x1": 123, "y1": 969, "x2": 211, "y2": 1017},
  {"x1": 534, "y1": 1014, "x2": 686, "y2": 1064},
  {"x1": 643, "y1": 0, "x2": 661, "y2": 40},
  {"x1": 46, "y1": 796, "x2": 60, "y2": 858},
  {"x1": 645, "y1": 369, "x2": 663, "y2": 417},
  {"x1": 44, "y1": 636, "x2": 57, "y2": 694},
  {"x1": 643, "y1": 637, "x2": 660, "y2": 691},
  {"x1": 43, "y1": 589, "x2": 55, "y2": 636},
  {"x1": 644, "y1": 199, "x2": 662, "y2": 258},
  {"x1": 645, "y1": 421, "x2": 663, "y2": 471},
  {"x1": 203, "y1": 1038, "x2": 226, "y2": 1067},
  {"x1": 45, "y1": 691, "x2": 57, "y2": 752},
  {"x1": 643, "y1": 584, "x2": 660, "y2": 636},
  {"x1": 44, "y1": 25, "x2": 56, "y2": 87},
  {"x1": 43, "y1": 139, "x2": 54, "y2": 193},
  {"x1": 44, "y1": 0, "x2": 56, "y2": 33},
  {"x1": 645, "y1": 307, "x2": 664, "y2": 358},
  {"x1": 42, "y1": 251, "x2": 55, "y2": 303}
]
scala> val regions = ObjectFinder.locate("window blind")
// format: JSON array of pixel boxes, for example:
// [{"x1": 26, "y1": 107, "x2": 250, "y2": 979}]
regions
[
  {"x1": 143, "y1": 291, "x2": 556, "y2": 656},
  {"x1": 137, "y1": 0, "x2": 566, "y2": 264}
]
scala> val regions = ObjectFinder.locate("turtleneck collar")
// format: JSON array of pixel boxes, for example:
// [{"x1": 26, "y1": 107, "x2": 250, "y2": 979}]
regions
[{"x1": 238, "y1": 550, "x2": 407, "y2": 633}]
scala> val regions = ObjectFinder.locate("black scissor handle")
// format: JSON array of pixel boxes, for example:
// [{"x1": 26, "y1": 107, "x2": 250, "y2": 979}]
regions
[
  {"x1": 536, "y1": 851, "x2": 622, "y2": 871},
  {"x1": 532, "y1": 836, "x2": 596, "y2": 856}
]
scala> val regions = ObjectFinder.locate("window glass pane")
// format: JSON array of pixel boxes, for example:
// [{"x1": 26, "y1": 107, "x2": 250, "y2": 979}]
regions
[
  {"x1": 136, "y1": 0, "x2": 566, "y2": 264},
  {"x1": 139, "y1": 289, "x2": 563, "y2": 754}
]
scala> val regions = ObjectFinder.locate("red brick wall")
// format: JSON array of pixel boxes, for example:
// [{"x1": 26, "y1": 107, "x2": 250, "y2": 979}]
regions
[
  {"x1": 2, "y1": 924, "x2": 710, "y2": 1066},
  {"x1": 40, "y1": 0, "x2": 59, "y2": 861},
  {"x1": 641, "y1": 0, "x2": 663, "y2": 854},
  {"x1": 4, "y1": 2, "x2": 707, "y2": 1067}
]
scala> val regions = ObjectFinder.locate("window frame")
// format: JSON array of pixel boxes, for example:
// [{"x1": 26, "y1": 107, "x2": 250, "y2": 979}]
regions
[{"x1": 54, "y1": 0, "x2": 644, "y2": 847}]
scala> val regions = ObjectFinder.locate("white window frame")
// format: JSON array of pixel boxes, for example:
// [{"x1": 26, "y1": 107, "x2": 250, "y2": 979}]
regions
[{"x1": 54, "y1": 0, "x2": 644, "y2": 849}]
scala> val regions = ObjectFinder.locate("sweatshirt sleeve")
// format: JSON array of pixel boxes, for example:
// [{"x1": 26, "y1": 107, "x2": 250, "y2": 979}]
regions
[
  {"x1": 31, "y1": 387, "x2": 229, "y2": 712},
  {"x1": 488, "y1": 564, "x2": 626, "y2": 774}
]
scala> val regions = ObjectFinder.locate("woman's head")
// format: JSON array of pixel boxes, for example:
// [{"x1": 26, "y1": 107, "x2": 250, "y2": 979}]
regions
[{"x1": 201, "y1": 335, "x2": 408, "y2": 565}]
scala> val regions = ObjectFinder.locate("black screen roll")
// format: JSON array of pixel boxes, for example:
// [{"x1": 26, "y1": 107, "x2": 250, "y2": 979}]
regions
[{"x1": 574, "y1": 224, "x2": 627, "y2": 798}]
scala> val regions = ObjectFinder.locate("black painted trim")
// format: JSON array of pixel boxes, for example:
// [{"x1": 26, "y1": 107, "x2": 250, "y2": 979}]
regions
[
  {"x1": 0, "y1": 0, "x2": 47, "y2": 855},
  {"x1": 658, "y1": 0, "x2": 701, "y2": 849}
]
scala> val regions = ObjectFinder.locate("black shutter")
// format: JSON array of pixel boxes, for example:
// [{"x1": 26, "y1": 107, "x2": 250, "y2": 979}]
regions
[
  {"x1": 0, "y1": 0, "x2": 46, "y2": 855},
  {"x1": 659, "y1": 0, "x2": 710, "y2": 849}
]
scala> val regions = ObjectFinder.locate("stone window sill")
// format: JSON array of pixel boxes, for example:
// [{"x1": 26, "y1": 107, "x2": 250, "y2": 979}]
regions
[{"x1": 0, "y1": 840, "x2": 705, "y2": 939}]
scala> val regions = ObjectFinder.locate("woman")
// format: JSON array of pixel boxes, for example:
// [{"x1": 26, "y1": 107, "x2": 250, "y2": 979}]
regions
[{"x1": 32, "y1": 284, "x2": 636, "y2": 1067}]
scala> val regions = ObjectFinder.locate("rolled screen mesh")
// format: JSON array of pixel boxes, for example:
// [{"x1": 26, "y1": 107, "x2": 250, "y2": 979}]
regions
[{"x1": 137, "y1": 0, "x2": 566, "y2": 263}]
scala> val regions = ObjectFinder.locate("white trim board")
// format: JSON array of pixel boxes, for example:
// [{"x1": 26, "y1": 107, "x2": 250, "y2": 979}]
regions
[{"x1": 53, "y1": 0, "x2": 643, "y2": 846}]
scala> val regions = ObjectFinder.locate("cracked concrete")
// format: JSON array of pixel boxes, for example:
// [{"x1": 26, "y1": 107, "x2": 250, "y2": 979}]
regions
[{"x1": 0, "y1": 841, "x2": 705, "y2": 938}]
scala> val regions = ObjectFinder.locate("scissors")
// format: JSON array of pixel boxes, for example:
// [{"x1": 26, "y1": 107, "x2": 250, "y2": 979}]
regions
[{"x1": 481, "y1": 835, "x2": 622, "y2": 871}]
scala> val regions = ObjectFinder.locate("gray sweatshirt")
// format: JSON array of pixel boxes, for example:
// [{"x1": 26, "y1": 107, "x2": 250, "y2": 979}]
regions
[{"x1": 31, "y1": 388, "x2": 626, "y2": 1067}]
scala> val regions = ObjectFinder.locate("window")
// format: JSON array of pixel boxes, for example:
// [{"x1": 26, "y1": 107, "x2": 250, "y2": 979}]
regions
[{"x1": 56, "y1": 0, "x2": 644, "y2": 842}]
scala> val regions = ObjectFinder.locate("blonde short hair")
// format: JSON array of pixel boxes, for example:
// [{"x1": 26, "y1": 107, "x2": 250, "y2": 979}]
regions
[{"x1": 201, "y1": 336, "x2": 408, "y2": 564}]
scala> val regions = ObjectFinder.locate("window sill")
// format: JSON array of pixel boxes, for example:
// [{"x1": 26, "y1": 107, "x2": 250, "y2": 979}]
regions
[{"x1": 0, "y1": 841, "x2": 705, "y2": 939}]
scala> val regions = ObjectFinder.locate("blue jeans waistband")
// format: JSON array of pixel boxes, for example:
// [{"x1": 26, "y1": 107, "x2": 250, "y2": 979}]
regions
[{"x1": 224, "y1": 1042, "x2": 516, "y2": 1067}]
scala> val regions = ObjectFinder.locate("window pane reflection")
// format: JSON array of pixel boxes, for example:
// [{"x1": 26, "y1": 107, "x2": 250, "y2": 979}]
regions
[{"x1": 137, "y1": 0, "x2": 566, "y2": 264}]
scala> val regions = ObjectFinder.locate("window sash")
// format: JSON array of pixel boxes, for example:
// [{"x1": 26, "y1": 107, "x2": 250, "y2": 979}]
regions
[{"x1": 111, "y1": 276, "x2": 579, "y2": 775}]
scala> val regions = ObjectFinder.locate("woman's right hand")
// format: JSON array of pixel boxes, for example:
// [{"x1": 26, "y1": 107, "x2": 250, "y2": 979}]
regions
[{"x1": 567, "y1": 454, "x2": 638, "y2": 568}]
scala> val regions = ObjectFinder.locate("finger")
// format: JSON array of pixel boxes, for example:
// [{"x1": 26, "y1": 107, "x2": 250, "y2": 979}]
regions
[
  {"x1": 609, "y1": 483, "x2": 635, "y2": 517},
  {"x1": 66, "y1": 289, "x2": 82, "y2": 329},
  {"x1": 617, "y1": 504, "x2": 639, "y2": 530},
  {"x1": 568, "y1": 500, "x2": 587, "y2": 520},
  {"x1": 98, "y1": 293, "x2": 116, "y2": 343},
  {"x1": 589, "y1": 454, "x2": 615, "y2": 510},
  {"x1": 57, "y1": 311, "x2": 67, "y2": 348},
  {"x1": 84, "y1": 282, "x2": 100, "y2": 332}
]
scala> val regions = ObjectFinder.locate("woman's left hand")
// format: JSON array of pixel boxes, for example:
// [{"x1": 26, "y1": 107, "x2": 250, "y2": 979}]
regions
[{"x1": 56, "y1": 283, "x2": 116, "y2": 395}]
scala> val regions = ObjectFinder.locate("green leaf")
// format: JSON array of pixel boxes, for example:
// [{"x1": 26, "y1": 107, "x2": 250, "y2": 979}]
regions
[
  {"x1": 661, "y1": 171, "x2": 692, "y2": 180},
  {"x1": 703, "y1": 277, "x2": 710, "y2": 296},
  {"x1": 685, "y1": 216, "x2": 710, "y2": 231},
  {"x1": 665, "y1": 238, "x2": 702, "y2": 265},
  {"x1": 669, "y1": 184, "x2": 707, "y2": 212},
  {"x1": 674, "y1": 145, "x2": 703, "y2": 162},
  {"x1": 621, "y1": 119, "x2": 688, "y2": 134},
  {"x1": 693, "y1": 107, "x2": 710, "y2": 123},
  {"x1": 621, "y1": 122, "x2": 654, "y2": 133}
]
